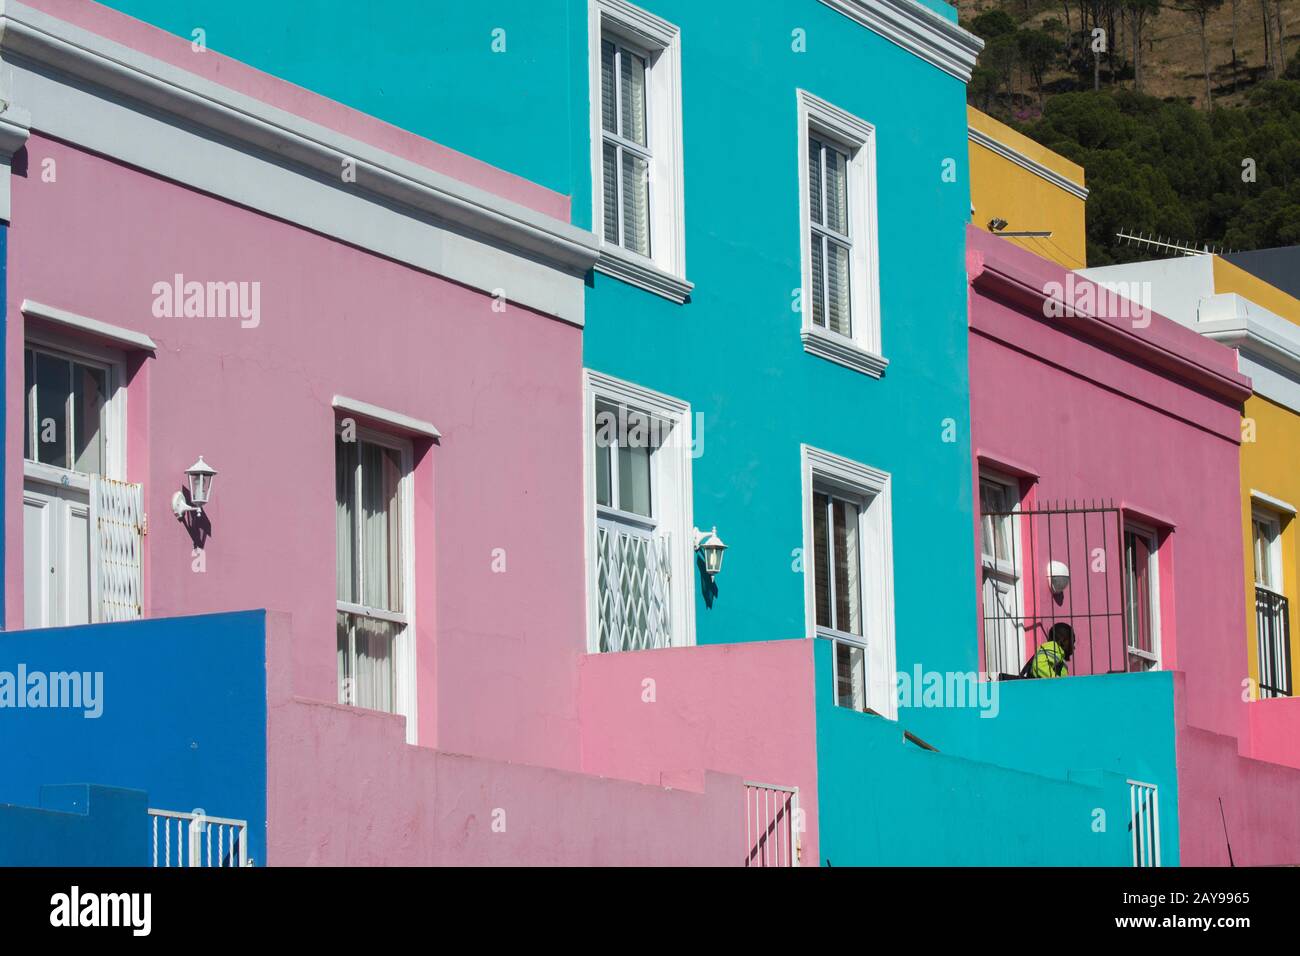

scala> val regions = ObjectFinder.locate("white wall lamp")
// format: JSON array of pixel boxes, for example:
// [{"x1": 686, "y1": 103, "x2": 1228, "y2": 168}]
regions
[
  {"x1": 172, "y1": 456, "x2": 218, "y2": 518},
  {"x1": 1047, "y1": 560, "x2": 1071, "y2": 595},
  {"x1": 694, "y1": 526, "x2": 728, "y2": 576}
]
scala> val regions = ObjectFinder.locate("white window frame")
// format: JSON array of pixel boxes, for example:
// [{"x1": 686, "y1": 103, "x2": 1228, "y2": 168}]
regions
[
  {"x1": 334, "y1": 423, "x2": 418, "y2": 744},
  {"x1": 1123, "y1": 522, "x2": 1162, "y2": 671},
  {"x1": 801, "y1": 445, "x2": 895, "y2": 718},
  {"x1": 22, "y1": 334, "x2": 127, "y2": 490},
  {"x1": 582, "y1": 369, "x2": 695, "y2": 653},
  {"x1": 978, "y1": 469, "x2": 1025, "y2": 676},
  {"x1": 1253, "y1": 508, "x2": 1284, "y2": 595},
  {"x1": 797, "y1": 90, "x2": 884, "y2": 378},
  {"x1": 588, "y1": 0, "x2": 691, "y2": 303}
]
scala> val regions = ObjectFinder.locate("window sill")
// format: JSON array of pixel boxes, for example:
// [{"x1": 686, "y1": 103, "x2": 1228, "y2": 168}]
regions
[
  {"x1": 801, "y1": 328, "x2": 888, "y2": 378},
  {"x1": 594, "y1": 246, "x2": 693, "y2": 304}
]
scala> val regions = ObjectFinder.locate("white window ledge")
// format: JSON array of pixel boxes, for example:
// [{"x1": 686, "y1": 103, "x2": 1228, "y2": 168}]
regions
[
  {"x1": 23, "y1": 299, "x2": 157, "y2": 353},
  {"x1": 594, "y1": 246, "x2": 693, "y2": 304},
  {"x1": 332, "y1": 395, "x2": 440, "y2": 439},
  {"x1": 801, "y1": 328, "x2": 888, "y2": 378}
]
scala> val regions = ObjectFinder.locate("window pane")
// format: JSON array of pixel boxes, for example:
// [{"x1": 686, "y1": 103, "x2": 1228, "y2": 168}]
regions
[
  {"x1": 594, "y1": 417, "x2": 613, "y2": 508},
  {"x1": 620, "y1": 49, "x2": 647, "y2": 146},
  {"x1": 33, "y1": 352, "x2": 70, "y2": 468},
  {"x1": 360, "y1": 442, "x2": 403, "y2": 613},
  {"x1": 602, "y1": 141, "x2": 620, "y2": 244},
  {"x1": 621, "y1": 150, "x2": 651, "y2": 256},
  {"x1": 338, "y1": 612, "x2": 397, "y2": 713},
  {"x1": 824, "y1": 145, "x2": 849, "y2": 235},
  {"x1": 808, "y1": 138, "x2": 823, "y2": 226},
  {"x1": 836, "y1": 640, "x2": 867, "y2": 711},
  {"x1": 826, "y1": 239, "x2": 852, "y2": 337},
  {"x1": 617, "y1": 442, "x2": 652, "y2": 517},
  {"x1": 335, "y1": 435, "x2": 358, "y2": 604},
  {"x1": 810, "y1": 233, "x2": 826, "y2": 329},
  {"x1": 72, "y1": 362, "x2": 107, "y2": 476},
  {"x1": 833, "y1": 498, "x2": 862, "y2": 636},
  {"x1": 23, "y1": 349, "x2": 33, "y2": 461},
  {"x1": 813, "y1": 491, "x2": 831, "y2": 629},
  {"x1": 1125, "y1": 531, "x2": 1153, "y2": 656},
  {"x1": 600, "y1": 40, "x2": 617, "y2": 134}
]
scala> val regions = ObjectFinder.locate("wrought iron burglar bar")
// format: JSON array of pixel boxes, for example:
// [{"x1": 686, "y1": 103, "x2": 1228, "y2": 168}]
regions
[
  {"x1": 1256, "y1": 588, "x2": 1292, "y2": 698},
  {"x1": 1128, "y1": 780, "x2": 1161, "y2": 867},
  {"x1": 980, "y1": 500, "x2": 1131, "y2": 678},
  {"x1": 596, "y1": 521, "x2": 672, "y2": 652}
]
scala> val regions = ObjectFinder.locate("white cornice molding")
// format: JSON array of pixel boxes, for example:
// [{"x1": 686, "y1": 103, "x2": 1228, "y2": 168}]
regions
[
  {"x1": 22, "y1": 299, "x2": 157, "y2": 352},
  {"x1": 968, "y1": 125, "x2": 1089, "y2": 200},
  {"x1": 819, "y1": 0, "x2": 984, "y2": 83},
  {"x1": 0, "y1": 100, "x2": 29, "y2": 221},
  {"x1": 332, "y1": 396, "x2": 441, "y2": 440},
  {"x1": 1251, "y1": 489, "x2": 1297, "y2": 516},
  {"x1": 801, "y1": 328, "x2": 889, "y2": 378},
  {"x1": 0, "y1": 1, "x2": 597, "y2": 322},
  {"x1": 1197, "y1": 293, "x2": 1300, "y2": 378},
  {"x1": 593, "y1": 248, "x2": 693, "y2": 304}
]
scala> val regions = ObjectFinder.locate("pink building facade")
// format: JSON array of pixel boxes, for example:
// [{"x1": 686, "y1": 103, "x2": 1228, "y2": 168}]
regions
[
  {"x1": 967, "y1": 226, "x2": 1300, "y2": 866},
  {"x1": 0, "y1": 0, "x2": 817, "y2": 865}
]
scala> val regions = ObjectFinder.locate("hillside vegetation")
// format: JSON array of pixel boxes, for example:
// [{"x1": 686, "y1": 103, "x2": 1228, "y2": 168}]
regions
[{"x1": 960, "y1": 0, "x2": 1300, "y2": 262}]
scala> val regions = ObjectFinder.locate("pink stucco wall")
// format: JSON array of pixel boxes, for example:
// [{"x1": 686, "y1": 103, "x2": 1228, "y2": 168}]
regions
[
  {"x1": 968, "y1": 228, "x2": 1300, "y2": 866},
  {"x1": 20, "y1": 0, "x2": 569, "y2": 221},
  {"x1": 267, "y1": 696, "x2": 744, "y2": 866},
  {"x1": 7, "y1": 132, "x2": 591, "y2": 773},
  {"x1": 578, "y1": 639, "x2": 820, "y2": 866}
]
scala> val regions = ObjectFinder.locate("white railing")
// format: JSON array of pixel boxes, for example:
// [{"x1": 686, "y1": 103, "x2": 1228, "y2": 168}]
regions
[
  {"x1": 149, "y1": 809, "x2": 251, "y2": 867},
  {"x1": 596, "y1": 520, "x2": 672, "y2": 652},
  {"x1": 1128, "y1": 780, "x2": 1161, "y2": 867},
  {"x1": 745, "y1": 782, "x2": 800, "y2": 867}
]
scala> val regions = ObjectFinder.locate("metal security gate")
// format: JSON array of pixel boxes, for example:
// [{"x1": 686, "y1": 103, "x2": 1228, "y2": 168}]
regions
[
  {"x1": 1128, "y1": 780, "x2": 1161, "y2": 867},
  {"x1": 979, "y1": 500, "x2": 1130, "y2": 678},
  {"x1": 596, "y1": 520, "x2": 672, "y2": 652},
  {"x1": 91, "y1": 476, "x2": 144, "y2": 622},
  {"x1": 744, "y1": 782, "x2": 800, "y2": 867},
  {"x1": 149, "y1": 809, "x2": 251, "y2": 867}
]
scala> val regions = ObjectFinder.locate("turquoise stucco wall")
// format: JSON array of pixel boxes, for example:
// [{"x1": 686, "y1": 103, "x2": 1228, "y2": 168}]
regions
[{"x1": 815, "y1": 637, "x2": 1182, "y2": 865}]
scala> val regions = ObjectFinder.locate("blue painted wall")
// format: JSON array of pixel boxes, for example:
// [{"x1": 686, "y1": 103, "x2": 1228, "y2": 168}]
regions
[
  {"x1": 0, "y1": 785, "x2": 150, "y2": 866},
  {"x1": 0, "y1": 611, "x2": 268, "y2": 864}
]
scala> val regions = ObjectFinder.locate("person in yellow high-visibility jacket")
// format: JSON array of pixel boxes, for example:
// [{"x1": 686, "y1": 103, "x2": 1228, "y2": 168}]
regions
[{"x1": 1025, "y1": 623, "x2": 1076, "y2": 679}]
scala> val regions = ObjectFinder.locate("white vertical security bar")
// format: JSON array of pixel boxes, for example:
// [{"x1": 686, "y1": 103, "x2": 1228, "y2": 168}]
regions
[
  {"x1": 237, "y1": 823, "x2": 248, "y2": 867},
  {"x1": 164, "y1": 816, "x2": 171, "y2": 867},
  {"x1": 188, "y1": 816, "x2": 202, "y2": 867},
  {"x1": 151, "y1": 815, "x2": 158, "y2": 867},
  {"x1": 1128, "y1": 780, "x2": 1161, "y2": 867},
  {"x1": 744, "y1": 782, "x2": 799, "y2": 868}
]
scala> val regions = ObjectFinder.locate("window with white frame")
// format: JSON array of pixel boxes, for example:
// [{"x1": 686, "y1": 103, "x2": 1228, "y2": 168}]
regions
[
  {"x1": 978, "y1": 472, "x2": 1023, "y2": 677},
  {"x1": 1252, "y1": 507, "x2": 1291, "y2": 697},
  {"x1": 797, "y1": 90, "x2": 883, "y2": 377},
  {"x1": 589, "y1": 0, "x2": 689, "y2": 301},
  {"x1": 335, "y1": 428, "x2": 414, "y2": 723},
  {"x1": 803, "y1": 446, "x2": 895, "y2": 717},
  {"x1": 584, "y1": 370, "x2": 694, "y2": 653},
  {"x1": 1123, "y1": 525, "x2": 1161, "y2": 672},
  {"x1": 22, "y1": 338, "x2": 128, "y2": 629}
]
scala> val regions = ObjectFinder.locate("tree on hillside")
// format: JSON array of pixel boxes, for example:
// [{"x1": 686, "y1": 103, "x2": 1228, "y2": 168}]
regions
[
  {"x1": 1125, "y1": 0, "x2": 1161, "y2": 92},
  {"x1": 1176, "y1": 0, "x2": 1227, "y2": 107},
  {"x1": 1018, "y1": 28, "x2": 1063, "y2": 105}
]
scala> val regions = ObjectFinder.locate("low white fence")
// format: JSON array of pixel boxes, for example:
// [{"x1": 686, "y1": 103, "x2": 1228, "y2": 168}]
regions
[{"x1": 148, "y1": 809, "x2": 251, "y2": 867}]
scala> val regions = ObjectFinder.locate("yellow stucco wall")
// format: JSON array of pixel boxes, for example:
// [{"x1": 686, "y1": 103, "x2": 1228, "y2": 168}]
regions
[
  {"x1": 1214, "y1": 259, "x2": 1300, "y2": 694},
  {"x1": 967, "y1": 107, "x2": 1087, "y2": 270}
]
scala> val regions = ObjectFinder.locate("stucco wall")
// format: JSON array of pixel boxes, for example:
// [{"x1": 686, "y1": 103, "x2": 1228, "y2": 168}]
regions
[
  {"x1": 6, "y1": 131, "x2": 590, "y2": 773},
  {"x1": 0, "y1": 610, "x2": 268, "y2": 863},
  {"x1": 577, "y1": 639, "x2": 820, "y2": 865}
]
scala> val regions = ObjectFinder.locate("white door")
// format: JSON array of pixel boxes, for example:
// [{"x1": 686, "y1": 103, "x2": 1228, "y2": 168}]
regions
[{"x1": 23, "y1": 480, "x2": 92, "y2": 628}]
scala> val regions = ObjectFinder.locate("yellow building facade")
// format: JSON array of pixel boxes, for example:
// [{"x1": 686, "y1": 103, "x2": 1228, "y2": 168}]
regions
[{"x1": 967, "y1": 107, "x2": 1087, "y2": 269}]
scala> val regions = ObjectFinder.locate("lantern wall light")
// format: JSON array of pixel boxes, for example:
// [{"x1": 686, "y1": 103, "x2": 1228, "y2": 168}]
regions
[
  {"x1": 694, "y1": 526, "x2": 728, "y2": 576},
  {"x1": 1047, "y1": 560, "x2": 1070, "y2": 595},
  {"x1": 172, "y1": 456, "x2": 218, "y2": 518}
]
